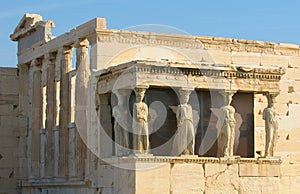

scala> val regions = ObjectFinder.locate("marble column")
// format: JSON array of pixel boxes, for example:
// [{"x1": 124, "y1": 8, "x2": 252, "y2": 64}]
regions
[
  {"x1": 29, "y1": 58, "x2": 43, "y2": 178},
  {"x1": 44, "y1": 52, "x2": 57, "y2": 177},
  {"x1": 54, "y1": 70, "x2": 61, "y2": 178},
  {"x1": 75, "y1": 39, "x2": 89, "y2": 177},
  {"x1": 58, "y1": 46, "x2": 73, "y2": 177},
  {"x1": 176, "y1": 88, "x2": 195, "y2": 155},
  {"x1": 217, "y1": 90, "x2": 236, "y2": 157},
  {"x1": 68, "y1": 122, "x2": 76, "y2": 177},
  {"x1": 112, "y1": 89, "x2": 130, "y2": 156},
  {"x1": 132, "y1": 86, "x2": 150, "y2": 154},
  {"x1": 263, "y1": 92, "x2": 279, "y2": 157}
]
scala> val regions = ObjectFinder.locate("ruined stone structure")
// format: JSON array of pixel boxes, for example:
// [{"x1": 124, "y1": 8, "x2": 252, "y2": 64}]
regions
[{"x1": 1, "y1": 13, "x2": 300, "y2": 193}]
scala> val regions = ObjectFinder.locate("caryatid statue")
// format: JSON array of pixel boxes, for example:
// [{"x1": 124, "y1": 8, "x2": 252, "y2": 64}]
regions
[
  {"x1": 112, "y1": 89, "x2": 130, "y2": 156},
  {"x1": 263, "y1": 93, "x2": 279, "y2": 157},
  {"x1": 132, "y1": 86, "x2": 150, "y2": 154},
  {"x1": 218, "y1": 91, "x2": 236, "y2": 157},
  {"x1": 176, "y1": 88, "x2": 195, "y2": 155}
]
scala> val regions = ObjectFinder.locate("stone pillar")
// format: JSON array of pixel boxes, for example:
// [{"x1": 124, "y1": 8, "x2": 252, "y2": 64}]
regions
[
  {"x1": 54, "y1": 57, "x2": 61, "y2": 177},
  {"x1": 54, "y1": 127, "x2": 59, "y2": 177},
  {"x1": 75, "y1": 38, "x2": 89, "y2": 177},
  {"x1": 217, "y1": 90, "x2": 236, "y2": 157},
  {"x1": 175, "y1": 88, "x2": 195, "y2": 155},
  {"x1": 263, "y1": 92, "x2": 279, "y2": 157},
  {"x1": 112, "y1": 89, "x2": 131, "y2": 156},
  {"x1": 68, "y1": 122, "x2": 76, "y2": 177},
  {"x1": 44, "y1": 52, "x2": 57, "y2": 177},
  {"x1": 40, "y1": 128, "x2": 46, "y2": 177},
  {"x1": 132, "y1": 86, "x2": 150, "y2": 154},
  {"x1": 40, "y1": 63, "x2": 47, "y2": 178},
  {"x1": 58, "y1": 46, "x2": 73, "y2": 177},
  {"x1": 30, "y1": 58, "x2": 43, "y2": 178}
]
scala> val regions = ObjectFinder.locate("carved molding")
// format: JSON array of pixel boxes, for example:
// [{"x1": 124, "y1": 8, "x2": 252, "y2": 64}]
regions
[
  {"x1": 99, "y1": 156, "x2": 282, "y2": 165},
  {"x1": 97, "y1": 60, "x2": 285, "y2": 94}
]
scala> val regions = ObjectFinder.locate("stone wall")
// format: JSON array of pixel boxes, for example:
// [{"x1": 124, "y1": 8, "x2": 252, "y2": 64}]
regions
[
  {"x1": 97, "y1": 157, "x2": 281, "y2": 194},
  {"x1": 0, "y1": 68, "x2": 20, "y2": 194}
]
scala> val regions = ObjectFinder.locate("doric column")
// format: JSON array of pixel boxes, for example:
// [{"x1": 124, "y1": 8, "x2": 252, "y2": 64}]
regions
[
  {"x1": 112, "y1": 89, "x2": 131, "y2": 156},
  {"x1": 58, "y1": 46, "x2": 73, "y2": 177},
  {"x1": 74, "y1": 39, "x2": 89, "y2": 177},
  {"x1": 132, "y1": 86, "x2": 150, "y2": 154},
  {"x1": 44, "y1": 52, "x2": 57, "y2": 177},
  {"x1": 263, "y1": 92, "x2": 279, "y2": 157},
  {"x1": 175, "y1": 88, "x2": 195, "y2": 155},
  {"x1": 217, "y1": 90, "x2": 236, "y2": 157},
  {"x1": 29, "y1": 58, "x2": 43, "y2": 178}
]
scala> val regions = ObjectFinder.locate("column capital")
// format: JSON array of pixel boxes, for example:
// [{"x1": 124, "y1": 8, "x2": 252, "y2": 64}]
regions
[
  {"x1": 30, "y1": 58, "x2": 43, "y2": 68},
  {"x1": 58, "y1": 45, "x2": 73, "y2": 55},
  {"x1": 44, "y1": 51, "x2": 57, "y2": 63},
  {"x1": 263, "y1": 92, "x2": 279, "y2": 99},
  {"x1": 75, "y1": 38, "x2": 89, "y2": 48},
  {"x1": 263, "y1": 92, "x2": 278, "y2": 108},
  {"x1": 179, "y1": 87, "x2": 194, "y2": 95},
  {"x1": 134, "y1": 85, "x2": 149, "y2": 95}
]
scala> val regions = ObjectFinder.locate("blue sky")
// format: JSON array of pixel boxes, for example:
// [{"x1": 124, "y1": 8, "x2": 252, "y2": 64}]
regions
[{"x1": 1, "y1": 0, "x2": 300, "y2": 67}]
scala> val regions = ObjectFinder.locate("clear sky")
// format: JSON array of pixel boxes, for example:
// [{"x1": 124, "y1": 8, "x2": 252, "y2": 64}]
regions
[{"x1": 1, "y1": 0, "x2": 300, "y2": 67}]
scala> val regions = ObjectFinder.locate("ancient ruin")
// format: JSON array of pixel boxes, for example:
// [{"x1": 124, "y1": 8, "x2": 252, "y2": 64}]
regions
[{"x1": 1, "y1": 13, "x2": 300, "y2": 193}]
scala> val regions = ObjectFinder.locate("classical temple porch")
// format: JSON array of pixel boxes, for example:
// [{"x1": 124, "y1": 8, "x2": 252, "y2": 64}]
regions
[{"x1": 96, "y1": 59, "x2": 284, "y2": 159}]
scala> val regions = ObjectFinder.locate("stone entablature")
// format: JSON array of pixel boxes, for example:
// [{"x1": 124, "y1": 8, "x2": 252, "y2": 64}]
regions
[{"x1": 97, "y1": 59, "x2": 285, "y2": 94}]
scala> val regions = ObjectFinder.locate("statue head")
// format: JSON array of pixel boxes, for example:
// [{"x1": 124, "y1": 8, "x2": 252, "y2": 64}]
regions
[
  {"x1": 267, "y1": 93, "x2": 277, "y2": 108},
  {"x1": 224, "y1": 92, "x2": 233, "y2": 106},
  {"x1": 179, "y1": 88, "x2": 192, "y2": 104},
  {"x1": 220, "y1": 90, "x2": 235, "y2": 106},
  {"x1": 134, "y1": 87, "x2": 147, "y2": 103}
]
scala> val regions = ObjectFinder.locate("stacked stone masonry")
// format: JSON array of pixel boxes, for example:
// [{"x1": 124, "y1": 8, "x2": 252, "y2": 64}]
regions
[{"x1": 0, "y1": 13, "x2": 300, "y2": 193}]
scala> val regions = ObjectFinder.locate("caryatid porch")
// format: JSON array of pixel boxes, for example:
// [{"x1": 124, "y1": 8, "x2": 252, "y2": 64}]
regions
[{"x1": 96, "y1": 59, "x2": 284, "y2": 158}]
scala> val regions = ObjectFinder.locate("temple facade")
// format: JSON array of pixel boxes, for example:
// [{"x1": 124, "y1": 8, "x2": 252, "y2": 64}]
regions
[{"x1": 1, "y1": 14, "x2": 300, "y2": 193}]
